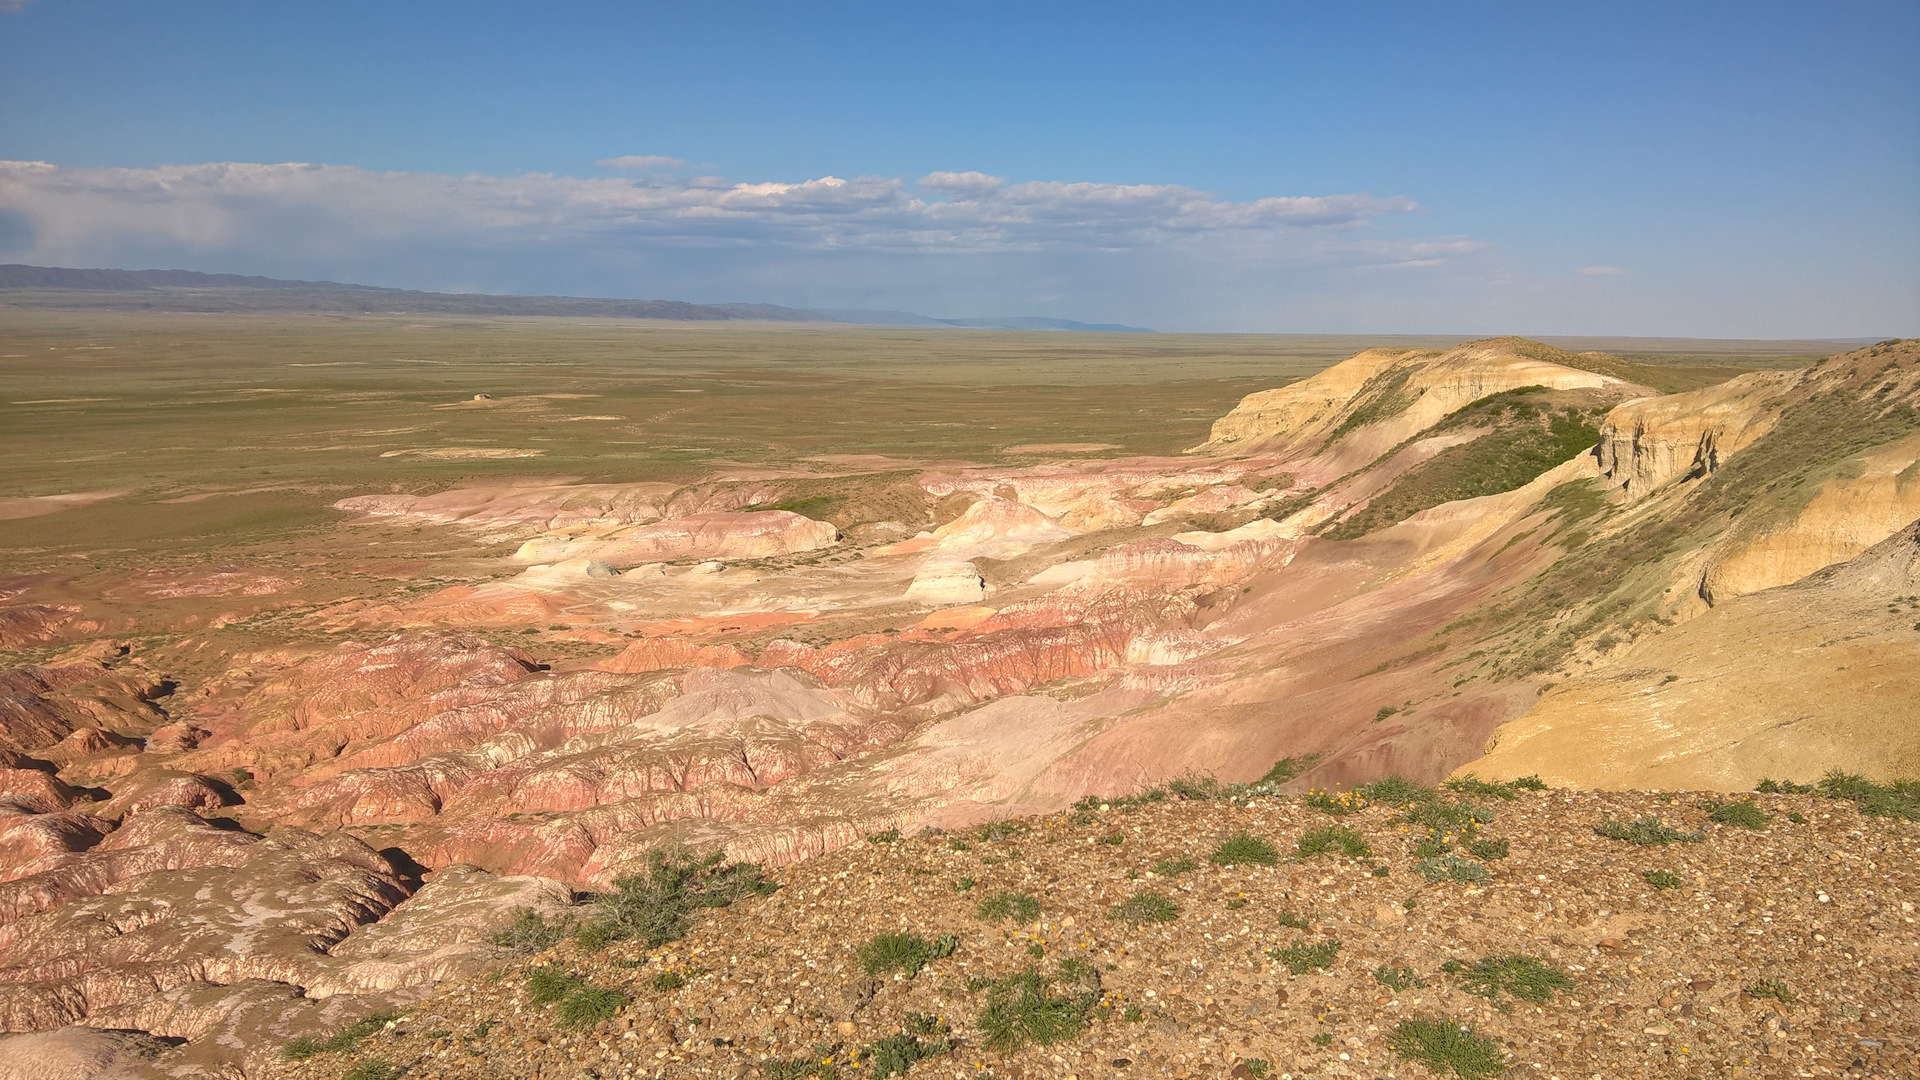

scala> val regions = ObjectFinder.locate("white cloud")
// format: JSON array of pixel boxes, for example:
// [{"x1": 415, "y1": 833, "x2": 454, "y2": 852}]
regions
[
  {"x1": 598, "y1": 155, "x2": 687, "y2": 170},
  {"x1": 1578, "y1": 265, "x2": 1627, "y2": 276}
]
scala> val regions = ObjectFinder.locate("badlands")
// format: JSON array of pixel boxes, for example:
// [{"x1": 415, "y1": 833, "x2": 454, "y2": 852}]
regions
[{"x1": 0, "y1": 315, "x2": 1914, "y2": 1079}]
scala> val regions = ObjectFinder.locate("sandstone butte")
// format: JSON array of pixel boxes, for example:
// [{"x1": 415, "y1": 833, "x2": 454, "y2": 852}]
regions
[{"x1": 0, "y1": 336, "x2": 1915, "y2": 1079}]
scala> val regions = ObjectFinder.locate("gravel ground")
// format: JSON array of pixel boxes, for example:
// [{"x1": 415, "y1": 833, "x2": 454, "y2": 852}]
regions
[{"x1": 276, "y1": 789, "x2": 1918, "y2": 1080}]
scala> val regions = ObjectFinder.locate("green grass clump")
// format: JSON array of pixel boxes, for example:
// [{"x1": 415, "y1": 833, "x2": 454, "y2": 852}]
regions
[
  {"x1": 1644, "y1": 869, "x2": 1684, "y2": 890},
  {"x1": 1446, "y1": 955, "x2": 1576, "y2": 1008},
  {"x1": 286, "y1": 1010, "x2": 400, "y2": 1059},
  {"x1": 1096, "y1": 832, "x2": 1124, "y2": 846},
  {"x1": 865, "y1": 1025, "x2": 954, "y2": 1078},
  {"x1": 556, "y1": 986, "x2": 628, "y2": 1030},
  {"x1": 1464, "y1": 837, "x2": 1509, "y2": 860},
  {"x1": 488, "y1": 906, "x2": 575, "y2": 956},
  {"x1": 1388, "y1": 1018, "x2": 1507, "y2": 1080},
  {"x1": 650, "y1": 970, "x2": 687, "y2": 993},
  {"x1": 1209, "y1": 831, "x2": 1280, "y2": 866},
  {"x1": 765, "y1": 1057, "x2": 839, "y2": 1080},
  {"x1": 866, "y1": 828, "x2": 901, "y2": 844},
  {"x1": 1296, "y1": 825, "x2": 1371, "y2": 860},
  {"x1": 1269, "y1": 938, "x2": 1341, "y2": 974},
  {"x1": 973, "y1": 970, "x2": 1097, "y2": 1051},
  {"x1": 1259, "y1": 753, "x2": 1322, "y2": 784},
  {"x1": 974, "y1": 891, "x2": 1041, "y2": 923},
  {"x1": 1374, "y1": 964, "x2": 1423, "y2": 991},
  {"x1": 1413, "y1": 856, "x2": 1490, "y2": 884},
  {"x1": 341, "y1": 1062, "x2": 400, "y2": 1080},
  {"x1": 1595, "y1": 816, "x2": 1704, "y2": 845},
  {"x1": 527, "y1": 966, "x2": 583, "y2": 1005},
  {"x1": 1443, "y1": 775, "x2": 1522, "y2": 800},
  {"x1": 1107, "y1": 891, "x2": 1179, "y2": 924},
  {"x1": 1812, "y1": 771, "x2": 1920, "y2": 820},
  {"x1": 1151, "y1": 855, "x2": 1199, "y2": 876},
  {"x1": 1276, "y1": 909, "x2": 1312, "y2": 930},
  {"x1": 585, "y1": 847, "x2": 776, "y2": 950},
  {"x1": 1705, "y1": 800, "x2": 1772, "y2": 829},
  {"x1": 1745, "y1": 978, "x2": 1795, "y2": 1004},
  {"x1": 1356, "y1": 776, "x2": 1436, "y2": 804},
  {"x1": 857, "y1": 933, "x2": 958, "y2": 978},
  {"x1": 281, "y1": 1036, "x2": 325, "y2": 1061}
]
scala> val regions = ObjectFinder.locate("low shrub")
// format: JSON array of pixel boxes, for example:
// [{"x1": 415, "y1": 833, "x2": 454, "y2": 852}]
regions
[
  {"x1": 1413, "y1": 856, "x2": 1490, "y2": 884},
  {"x1": 1269, "y1": 938, "x2": 1340, "y2": 974},
  {"x1": 1464, "y1": 837, "x2": 1509, "y2": 860},
  {"x1": 585, "y1": 848, "x2": 776, "y2": 949},
  {"x1": 1595, "y1": 816, "x2": 1703, "y2": 846},
  {"x1": 1374, "y1": 963, "x2": 1423, "y2": 991},
  {"x1": 1209, "y1": 831, "x2": 1280, "y2": 866},
  {"x1": 1644, "y1": 869, "x2": 1684, "y2": 890},
  {"x1": 973, "y1": 969, "x2": 1097, "y2": 1051},
  {"x1": 1388, "y1": 1018, "x2": 1507, "y2": 1080},
  {"x1": 1446, "y1": 955, "x2": 1575, "y2": 1008},
  {"x1": 1296, "y1": 825, "x2": 1371, "y2": 860},
  {"x1": 857, "y1": 932, "x2": 958, "y2": 978},
  {"x1": 649, "y1": 970, "x2": 686, "y2": 993},
  {"x1": 1107, "y1": 890, "x2": 1179, "y2": 924},
  {"x1": 1746, "y1": 978, "x2": 1795, "y2": 1004},
  {"x1": 489, "y1": 907, "x2": 576, "y2": 956},
  {"x1": 1276, "y1": 910, "x2": 1311, "y2": 930},
  {"x1": 526, "y1": 966, "x2": 581, "y2": 1005},
  {"x1": 556, "y1": 986, "x2": 627, "y2": 1030},
  {"x1": 1705, "y1": 800, "x2": 1772, "y2": 829},
  {"x1": 1151, "y1": 855, "x2": 1199, "y2": 877},
  {"x1": 974, "y1": 891, "x2": 1041, "y2": 923},
  {"x1": 866, "y1": 828, "x2": 901, "y2": 844}
]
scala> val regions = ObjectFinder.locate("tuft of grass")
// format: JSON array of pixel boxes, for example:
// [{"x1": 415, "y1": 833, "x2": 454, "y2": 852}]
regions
[
  {"x1": 857, "y1": 932, "x2": 958, "y2": 978},
  {"x1": 288, "y1": 1010, "x2": 401, "y2": 1059},
  {"x1": 1296, "y1": 824, "x2": 1371, "y2": 860},
  {"x1": 1374, "y1": 964, "x2": 1423, "y2": 991},
  {"x1": 1443, "y1": 775, "x2": 1521, "y2": 800},
  {"x1": 1388, "y1": 1017, "x2": 1507, "y2": 1080},
  {"x1": 1276, "y1": 910, "x2": 1312, "y2": 930},
  {"x1": 1413, "y1": 855, "x2": 1491, "y2": 885},
  {"x1": 489, "y1": 907, "x2": 576, "y2": 956},
  {"x1": 1107, "y1": 891, "x2": 1179, "y2": 924},
  {"x1": 973, "y1": 969, "x2": 1097, "y2": 1051},
  {"x1": 1812, "y1": 771, "x2": 1920, "y2": 820},
  {"x1": 972, "y1": 820, "x2": 1030, "y2": 842},
  {"x1": 866, "y1": 828, "x2": 901, "y2": 844},
  {"x1": 649, "y1": 970, "x2": 687, "y2": 993},
  {"x1": 556, "y1": 986, "x2": 628, "y2": 1030},
  {"x1": 974, "y1": 891, "x2": 1041, "y2": 923},
  {"x1": 1644, "y1": 869, "x2": 1684, "y2": 890},
  {"x1": 765, "y1": 1057, "x2": 840, "y2": 1080},
  {"x1": 1447, "y1": 955, "x2": 1576, "y2": 1008},
  {"x1": 1595, "y1": 816, "x2": 1703, "y2": 846},
  {"x1": 1269, "y1": 938, "x2": 1341, "y2": 974},
  {"x1": 1464, "y1": 837, "x2": 1509, "y2": 860},
  {"x1": 1745, "y1": 978, "x2": 1795, "y2": 1004},
  {"x1": 865, "y1": 1026, "x2": 953, "y2": 1078},
  {"x1": 1705, "y1": 800, "x2": 1772, "y2": 829},
  {"x1": 1259, "y1": 753, "x2": 1322, "y2": 785},
  {"x1": 1510, "y1": 774, "x2": 1548, "y2": 790},
  {"x1": 584, "y1": 847, "x2": 776, "y2": 950},
  {"x1": 281, "y1": 1036, "x2": 325, "y2": 1061},
  {"x1": 1209, "y1": 831, "x2": 1280, "y2": 866},
  {"x1": 1096, "y1": 832, "x2": 1124, "y2": 846},
  {"x1": 527, "y1": 966, "x2": 583, "y2": 1005},
  {"x1": 342, "y1": 1062, "x2": 400, "y2": 1080},
  {"x1": 1356, "y1": 776, "x2": 1435, "y2": 804},
  {"x1": 953, "y1": 876, "x2": 975, "y2": 893},
  {"x1": 1151, "y1": 855, "x2": 1199, "y2": 877}
]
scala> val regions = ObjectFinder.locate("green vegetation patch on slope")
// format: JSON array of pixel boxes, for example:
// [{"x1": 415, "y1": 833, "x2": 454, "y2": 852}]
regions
[
  {"x1": 1324, "y1": 389, "x2": 1602, "y2": 540},
  {"x1": 1458, "y1": 352, "x2": 1919, "y2": 677},
  {"x1": 1318, "y1": 363, "x2": 1422, "y2": 450}
]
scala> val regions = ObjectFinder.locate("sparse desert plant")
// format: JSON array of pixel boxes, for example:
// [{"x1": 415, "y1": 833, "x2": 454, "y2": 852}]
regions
[
  {"x1": 1464, "y1": 837, "x2": 1509, "y2": 860},
  {"x1": 1510, "y1": 774, "x2": 1548, "y2": 791},
  {"x1": 1705, "y1": 800, "x2": 1772, "y2": 829},
  {"x1": 1446, "y1": 955, "x2": 1575, "y2": 1008},
  {"x1": 857, "y1": 932, "x2": 958, "y2": 978},
  {"x1": 286, "y1": 1010, "x2": 399, "y2": 1059},
  {"x1": 1276, "y1": 909, "x2": 1312, "y2": 930},
  {"x1": 649, "y1": 970, "x2": 686, "y2": 993},
  {"x1": 1210, "y1": 831, "x2": 1280, "y2": 866},
  {"x1": 1374, "y1": 963, "x2": 1423, "y2": 991},
  {"x1": 1269, "y1": 938, "x2": 1341, "y2": 974},
  {"x1": 973, "y1": 969, "x2": 1097, "y2": 1051},
  {"x1": 974, "y1": 891, "x2": 1041, "y2": 923},
  {"x1": 1151, "y1": 855, "x2": 1199, "y2": 877},
  {"x1": 1414, "y1": 855, "x2": 1491, "y2": 884},
  {"x1": 281, "y1": 1036, "x2": 325, "y2": 1061},
  {"x1": 555, "y1": 986, "x2": 627, "y2": 1030},
  {"x1": 1165, "y1": 776, "x2": 1224, "y2": 800},
  {"x1": 1813, "y1": 771, "x2": 1920, "y2": 820},
  {"x1": 865, "y1": 1027, "x2": 953, "y2": 1078},
  {"x1": 1644, "y1": 869, "x2": 1684, "y2": 890},
  {"x1": 1303, "y1": 788, "x2": 1368, "y2": 815},
  {"x1": 1096, "y1": 832, "x2": 1124, "y2": 846},
  {"x1": 341, "y1": 1062, "x2": 400, "y2": 1080},
  {"x1": 586, "y1": 847, "x2": 776, "y2": 949},
  {"x1": 527, "y1": 966, "x2": 582, "y2": 1005},
  {"x1": 1357, "y1": 776, "x2": 1434, "y2": 804},
  {"x1": 1239, "y1": 1058, "x2": 1273, "y2": 1078},
  {"x1": 1297, "y1": 824, "x2": 1372, "y2": 860},
  {"x1": 489, "y1": 907, "x2": 575, "y2": 956},
  {"x1": 1595, "y1": 816, "x2": 1703, "y2": 846},
  {"x1": 1388, "y1": 1018, "x2": 1507, "y2": 1080},
  {"x1": 953, "y1": 876, "x2": 975, "y2": 892},
  {"x1": 765, "y1": 1056, "x2": 839, "y2": 1080},
  {"x1": 972, "y1": 821, "x2": 1029, "y2": 842},
  {"x1": 1443, "y1": 775, "x2": 1521, "y2": 800},
  {"x1": 1745, "y1": 978, "x2": 1795, "y2": 1003},
  {"x1": 1259, "y1": 753, "x2": 1322, "y2": 784},
  {"x1": 1107, "y1": 890, "x2": 1179, "y2": 924},
  {"x1": 866, "y1": 828, "x2": 901, "y2": 844}
]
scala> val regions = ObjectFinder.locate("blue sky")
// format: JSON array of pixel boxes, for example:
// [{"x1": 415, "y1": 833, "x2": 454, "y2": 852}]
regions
[{"x1": 1, "y1": 1, "x2": 1915, "y2": 335}]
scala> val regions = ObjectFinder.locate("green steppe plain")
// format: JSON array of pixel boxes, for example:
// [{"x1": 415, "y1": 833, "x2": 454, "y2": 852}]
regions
[{"x1": 0, "y1": 310, "x2": 1836, "y2": 571}]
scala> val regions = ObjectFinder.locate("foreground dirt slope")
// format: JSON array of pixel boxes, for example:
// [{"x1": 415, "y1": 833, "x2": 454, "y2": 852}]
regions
[{"x1": 275, "y1": 785, "x2": 1918, "y2": 1080}]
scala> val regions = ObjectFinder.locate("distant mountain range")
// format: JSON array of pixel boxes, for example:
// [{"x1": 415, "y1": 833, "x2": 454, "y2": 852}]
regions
[{"x1": 0, "y1": 264, "x2": 1153, "y2": 332}]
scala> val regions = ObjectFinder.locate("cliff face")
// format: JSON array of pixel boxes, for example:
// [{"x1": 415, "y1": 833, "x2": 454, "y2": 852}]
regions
[{"x1": 1593, "y1": 369, "x2": 1793, "y2": 500}]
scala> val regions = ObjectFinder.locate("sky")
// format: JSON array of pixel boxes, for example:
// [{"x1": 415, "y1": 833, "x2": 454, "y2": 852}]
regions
[{"x1": 1, "y1": 1, "x2": 1916, "y2": 336}]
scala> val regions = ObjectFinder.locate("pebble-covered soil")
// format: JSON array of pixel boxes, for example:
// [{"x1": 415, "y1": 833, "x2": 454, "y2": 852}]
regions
[{"x1": 275, "y1": 788, "x2": 1918, "y2": 1080}]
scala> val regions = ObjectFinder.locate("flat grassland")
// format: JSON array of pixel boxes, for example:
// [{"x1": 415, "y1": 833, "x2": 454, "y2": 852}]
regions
[{"x1": 0, "y1": 311, "x2": 1836, "y2": 570}]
